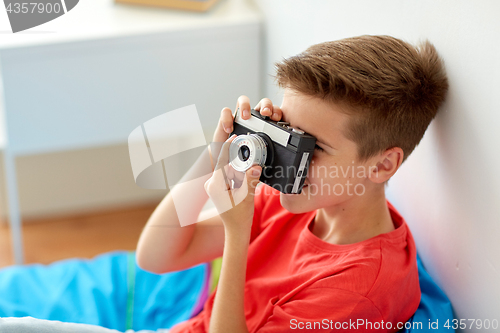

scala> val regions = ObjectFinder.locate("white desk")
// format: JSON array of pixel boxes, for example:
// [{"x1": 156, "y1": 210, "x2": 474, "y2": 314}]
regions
[{"x1": 0, "y1": 0, "x2": 262, "y2": 264}]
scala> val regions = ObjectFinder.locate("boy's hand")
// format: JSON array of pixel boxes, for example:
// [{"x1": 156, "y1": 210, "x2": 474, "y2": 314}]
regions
[
  {"x1": 211, "y1": 96, "x2": 283, "y2": 164},
  {"x1": 206, "y1": 96, "x2": 279, "y2": 333},
  {"x1": 204, "y1": 135, "x2": 262, "y2": 232},
  {"x1": 253, "y1": 97, "x2": 283, "y2": 122},
  {"x1": 214, "y1": 96, "x2": 283, "y2": 142}
]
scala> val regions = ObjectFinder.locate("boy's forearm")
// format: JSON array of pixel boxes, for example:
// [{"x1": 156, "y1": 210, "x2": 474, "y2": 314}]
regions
[
  {"x1": 136, "y1": 148, "x2": 213, "y2": 273},
  {"x1": 209, "y1": 223, "x2": 252, "y2": 333},
  {"x1": 136, "y1": 195, "x2": 197, "y2": 273}
]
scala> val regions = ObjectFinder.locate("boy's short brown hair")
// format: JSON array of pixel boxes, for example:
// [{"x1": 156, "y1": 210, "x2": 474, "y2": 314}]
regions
[{"x1": 274, "y1": 35, "x2": 448, "y2": 162}]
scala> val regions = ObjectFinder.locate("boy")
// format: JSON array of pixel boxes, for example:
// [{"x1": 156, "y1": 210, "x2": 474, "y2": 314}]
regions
[{"x1": 136, "y1": 35, "x2": 448, "y2": 332}]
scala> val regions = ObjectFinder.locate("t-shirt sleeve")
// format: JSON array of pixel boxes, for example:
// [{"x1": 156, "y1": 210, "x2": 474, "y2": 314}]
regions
[{"x1": 255, "y1": 287, "x2": 384, "y2": 333}]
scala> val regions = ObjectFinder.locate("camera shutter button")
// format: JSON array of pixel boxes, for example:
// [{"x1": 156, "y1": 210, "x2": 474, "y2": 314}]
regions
[{"x1": 291, "y1": 127, "x2": 304, "y2": 135}]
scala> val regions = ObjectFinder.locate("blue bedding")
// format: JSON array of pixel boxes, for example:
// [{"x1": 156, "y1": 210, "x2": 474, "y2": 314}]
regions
[
  {"x1": 0, "y1": 252, "x2": 209, "y2": 332},
  {"x1": 401, "y1": 255, "x2": 455, "y2": 332},
  {"x1": 0, "y1": 251, "x2": 453, "y2": 332}
]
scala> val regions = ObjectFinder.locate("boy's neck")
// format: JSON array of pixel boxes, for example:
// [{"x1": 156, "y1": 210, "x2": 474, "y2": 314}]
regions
[{"x1": 312, "y1": 188, "x2": 395, "y2": 245}]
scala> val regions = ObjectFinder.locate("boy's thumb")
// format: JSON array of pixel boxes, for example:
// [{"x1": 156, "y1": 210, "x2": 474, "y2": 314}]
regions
[{"x1": 246, "y1": 166, "x2": 262, "y2": 192}]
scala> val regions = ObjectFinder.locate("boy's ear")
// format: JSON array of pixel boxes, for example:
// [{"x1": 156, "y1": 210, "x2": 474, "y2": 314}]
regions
[{"x1": 369, "y1": 147, "x2": 404, "y2": 183}]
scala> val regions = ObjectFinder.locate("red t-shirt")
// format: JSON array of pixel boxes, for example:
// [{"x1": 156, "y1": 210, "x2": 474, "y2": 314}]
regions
[{"x1": 171, "y1": 187, "x2": 420, "y2": 332}]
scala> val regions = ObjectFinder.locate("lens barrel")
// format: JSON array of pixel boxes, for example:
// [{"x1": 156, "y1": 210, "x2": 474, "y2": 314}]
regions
[{"x1": 229, "y1": 134, "x2": 268, "y2": 172}]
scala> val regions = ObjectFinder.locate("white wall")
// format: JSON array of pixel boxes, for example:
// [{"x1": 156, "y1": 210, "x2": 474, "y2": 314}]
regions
[
  {"x1": 254, "y1": 0, "x2": 500, "y2": 328},
  {"x1": 0, "y1": 0, "x2": 262, "y2": 222}
]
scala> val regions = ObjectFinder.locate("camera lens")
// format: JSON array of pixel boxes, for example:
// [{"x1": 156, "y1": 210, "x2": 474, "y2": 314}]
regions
[
  {"x1": 229, "y1": 134, "x2": 269, "y2": 172},
  {"x1": 238, "y1": 146, "x2": 251, "y2": 162}
]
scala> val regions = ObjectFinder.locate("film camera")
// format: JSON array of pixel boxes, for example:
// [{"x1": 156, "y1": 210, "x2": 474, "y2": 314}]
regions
[{"x1": 229, "y1": 109, "x2": 316, "y2": 194}]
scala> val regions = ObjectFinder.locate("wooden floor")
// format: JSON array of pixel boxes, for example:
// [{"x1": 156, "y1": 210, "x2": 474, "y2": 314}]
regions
[{"x1": 0, "y1": 203, "x2": 158, "y2": 268}]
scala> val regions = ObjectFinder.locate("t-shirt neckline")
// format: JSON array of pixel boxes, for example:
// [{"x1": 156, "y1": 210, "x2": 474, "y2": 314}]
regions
[{"x1": 300, "y1": 202, "x2": 407, "y2": 252}]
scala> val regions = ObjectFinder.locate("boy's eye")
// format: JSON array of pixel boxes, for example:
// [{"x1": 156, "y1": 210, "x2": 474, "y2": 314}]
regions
[{"x1": 314, "y1": 144, "x2": 324, "y2": 152}]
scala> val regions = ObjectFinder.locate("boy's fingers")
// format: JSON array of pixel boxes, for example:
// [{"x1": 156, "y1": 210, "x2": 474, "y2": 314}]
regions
[
  {"x1": 227, "y1": 163, "x2": 235, "y2": 180},
  {"x1": 255, "y1": 98, "x2": 273, "y2": 117},
  {"x1": 246, "y1": 166, "x2": 262, "y2": 193},
  {"x1": 215, "y1": 135, "x2": 237, "y2": 170},
  {"x1": 213, "y1": 107, "x2": 233, "y2": 143},
  {"x1": 231, "y1": 167, "x2": 244, "y2": 189},
  {"x1": 208, "y1": 135, "x2": 237, "y2": 195},
  {"x1": 236, "y1": 95, "x2": 251, "y2": 119},
  {"x1": 233, "y1": 167, "x2": 245, "y2": 186},
  {"x1": 220, "y1": 107, "x2": 234, "y2": 135},
  {"x1": 271, "y1": 105, "x2": 283, "y2": 121},
  {"x1": 254, "y1": 101, "x2": 261, "y2": 111}
]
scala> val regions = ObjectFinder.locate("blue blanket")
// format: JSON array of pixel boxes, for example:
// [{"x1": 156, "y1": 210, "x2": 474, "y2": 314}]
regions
[
  {"x1": 0, "y1": 252, "x2": 209, "y2": 332},
  {"x1": 0, "y1": 251, "x2": 453, "y2": 332},
  {"x1": 400, "y1": 255, "x2": 455, "y2": 332}
]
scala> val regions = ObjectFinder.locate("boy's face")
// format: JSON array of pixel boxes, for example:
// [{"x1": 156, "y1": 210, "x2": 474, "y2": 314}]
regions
[{"x1": 278, "y1": 89, "x2": 378, "y2": 213}]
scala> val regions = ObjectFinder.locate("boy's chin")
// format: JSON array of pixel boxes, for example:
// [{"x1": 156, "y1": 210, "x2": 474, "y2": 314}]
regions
[{"x1": 279, "y1": 192, "x2": 314, "y2": 214}]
